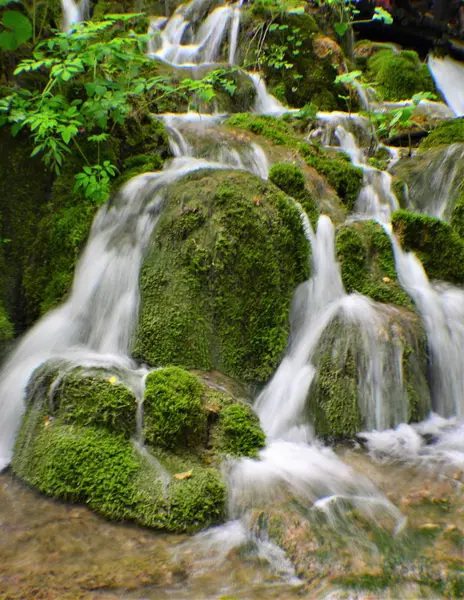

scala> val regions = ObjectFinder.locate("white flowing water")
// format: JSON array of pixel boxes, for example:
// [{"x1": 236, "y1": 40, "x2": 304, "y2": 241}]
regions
[
  {"x1": 161, "y1": 112, "x2": 269, "y2": 176},
  {"x1": 61, "y1": 0, "x2": 89, "y2": 32},
  {"x1": 428, "y1": 55, "x2": 464, "y2": 117},
  {"x1": 393, "y1": 143, "x2": 464, "y2": 220},
  {"x1": 388, "y1": 232, "x2": 464, "y2": 419}
]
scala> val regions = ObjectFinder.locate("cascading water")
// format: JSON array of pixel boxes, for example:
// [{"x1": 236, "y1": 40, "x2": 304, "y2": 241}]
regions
[{"x1": 428, "y1": 55, "x2": 464, "y2": 117}]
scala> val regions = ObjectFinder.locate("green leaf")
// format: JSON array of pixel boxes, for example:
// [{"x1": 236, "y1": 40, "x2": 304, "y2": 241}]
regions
[
  {"x1": 372, "y1": 7, "x2": 393, "y2": 25},
  {"x1": 333, "y1": 22, "x2": 348, "y2": 37},
  {"x1": 0, "y1": 10, "x2": 32, "y2": 50}
]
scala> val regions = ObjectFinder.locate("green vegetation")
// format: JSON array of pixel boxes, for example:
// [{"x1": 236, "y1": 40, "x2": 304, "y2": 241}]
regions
[
  {"x1": 419, "y1": 118, "x2": 464, "y2": 150},
  {"x1": 12, "y1": 363, "x2": 266, "y2": 531},
  {"x1": 52, "y1": 369, "x2": 138, "y2": 437},
  {"x1": 143, "y1": 367, "x2": 207, "y2": 450},
  {"x1": 309, "y1": 324, "x2": 361, "y2": 439},
  {"x1": 213, "y1": 403, "x2": 265, "y2": 457},
  {"x1": 225, "y1": 114, "x2": 363, "y2": 211},
  {"x1": 269, "y1": 161, "x2": 319, "y2": 224},
  {"x1": 392, "y1": 209, "x2": 464, "y2": 284},
  {"x1": 367, "y1": 49, "x2": 435, "y2": 101},
  {"x1": 335, "y1": 220, "x2": 413, "y2": 308},
  {"x1": 133, "y1": 169, "x2": 309, "y2": 385},
  {"x1": 0, "y1": 302, "x2": 13, "y2": 354},
  {"x1": 451, "y1": 192, "x2": 464, "y2": 238}
]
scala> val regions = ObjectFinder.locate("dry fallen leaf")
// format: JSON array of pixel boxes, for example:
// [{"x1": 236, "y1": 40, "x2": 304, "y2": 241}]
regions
[{"x1": 174, "y1": 470, "x2": 192, "y2": 480}]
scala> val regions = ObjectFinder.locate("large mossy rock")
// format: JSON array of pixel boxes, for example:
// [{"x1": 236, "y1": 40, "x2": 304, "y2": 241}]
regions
[
  {"x1": 307, "y1": 306, "x2": 431, "y2": 439},
  {"x1": 12, "y1": 362, "x2": 264, "y2": 532},
  {"x1": 132, "y1": 169, "x2": 310, "y2": 385},
  {"x1": 367, "y1": 48, "x2": 435, "y2": 101},
  {"x1": 335, "y1": 220, "x2": 413, "y2": 309},
  {"x1": 392, "y1": 210, "x2": 464, "y2": 285}
]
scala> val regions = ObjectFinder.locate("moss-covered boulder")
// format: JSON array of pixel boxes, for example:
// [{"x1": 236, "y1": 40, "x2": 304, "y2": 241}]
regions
[
  {"x1": 133, "y1": 168, "x2": 310, "y2": 385},
  {"x1": 336, "y1": 220, "x2": 413, "y2": 309},
  {"x1": 308, "y1": 306, "x2": 431, "y2": 439},
  {"x1": 367, "y1": 49, "x2": 435, "y2": 101},
  {"x1": 419, "y1": 119, "x2": 464, "y2": 151},
  {"x1": 12, "y1": 362, "x2": 264, "y2": 532},
  {"x1": 392, "y1": 210, "x2": 464, "y2": 285}
]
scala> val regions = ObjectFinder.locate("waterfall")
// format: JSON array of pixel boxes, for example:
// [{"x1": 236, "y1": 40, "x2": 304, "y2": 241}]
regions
[
  {"x1": 249, "y1": 72, "x2": 288, "y2": 116},
  {"x1": 428, "y1": 56, "x2": 464, "y2": 117},
  {"x1": 61, "y1": 0, "x2": 88, "y2": 32},
  {"x1": 389, "y1": 233, "x2": 464, "y2": 418}
]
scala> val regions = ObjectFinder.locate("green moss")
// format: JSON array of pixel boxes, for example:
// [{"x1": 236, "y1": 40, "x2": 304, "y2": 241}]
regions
[
  {"x1": 52, "y1": 370, "x2": 137, "y2": 438},
  {"x1": 13, "y1": 418, "x2": 140, "y2": 520},
  {"x1": 0, "y1": 302, "x2": 13, "y2": 355},
  {"x1": 335, "y1": 221, "x2": 413, "y2": 309},
  {"x1": 213, "y1": 403, "x2": 265, "y2": 457},
  {"x1": 309, "y1": 330, "x2": 361, "y2": 439},
  {"x1": 450, "y1": 192, "x2": 464, "y2": 238},
  {"x1": 367, "y1": 49, "x2": 435, "y2": 101},
  {"x1": 269, "y1": 161, "x2": 320, "y2": 225},
  {"x1": 225, "y1": 115, "x2": 362, "y2": 211},
  {"x1": 300, "y1": 145, "x2": 363, "y2": 212},
  {"x1": 132, "y1": 453, "x2": 226, "y2": 532},
  {"x1": 143, "y1": 367, "x2": 207, "y2": 450},
  {"x1": 0, "y1": 130, "x2": 53, "y2": 328},
  {"x1": 392, "y1": 209, "x2": 464, "y2": 284},
  {"x1": 133, "y1": 169, "x2": 309, "y2": 385},
  {"x1": 12, "y1": 412, "x2": 226, "y2": 532},
  {"x1": 308, "y1": 309, "x2": 430, "y2": 438},
  {"x1": 419, "y1": 119, "x2": 464, "y2": 151},
  {"x1": 247, "y1": 10, "x2": 344, "y2": 110},
  {"x1": 225, "y1": 113, "x2": 298, "y2": 146}
]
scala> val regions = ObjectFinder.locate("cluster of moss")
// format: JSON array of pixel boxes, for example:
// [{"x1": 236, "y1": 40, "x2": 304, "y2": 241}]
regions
[
  {"x1": 335, "y1": 220, "x2": 413, "y2": 309},
  {"x1": 451, "y1": 191, "x2": 464, "y2": 238},
  {"x1": 300, "y1": 146, "x2": 364, "y2": 212},
  {"x1": 309, "y1": 328, "x2": 361, "y2": 439},
  {"x1": 143, "y1": 367, "x2": 207, "y2": 450},
  {"x1": 133, "y1": 169, "x2": 310, "y2": 385},
  {"x1": 268, "y1": 161, "x2": 320, "y2": 225},
  {"x1": 12, "y1": 362, "x2": 265, "y2": 531},
  {"x1": 419, "y1": 118, "x2": 464, "y2": 151},
  {"x1": 367, "y1": 49, "x2": 435, "y2": 101},
  {"x1": 392, "y1": 209, "x2": 464, "y2": 285},
  {"x1": 225, "y1": 114, "x2": 363, "y2": 212}
]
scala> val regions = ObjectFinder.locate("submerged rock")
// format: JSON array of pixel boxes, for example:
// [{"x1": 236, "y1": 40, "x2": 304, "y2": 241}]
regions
[
  {"x1": 308, "y1": 304, "x2": 431, "y2": 439},
  {"x1": 12, "y1": 361, "x2": 265, "y2": 532}
]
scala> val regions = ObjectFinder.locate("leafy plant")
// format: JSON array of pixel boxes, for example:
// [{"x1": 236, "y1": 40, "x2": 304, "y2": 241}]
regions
[
  {"x1": 0, "y1": 8, "x2": 32, "y2": 49},
  {"x1": 315, "y1": 0, "x2": 392, "y2": 37},
  {"x1": 373, "y1": 92, "x2": 437, "y2": 155},
  {"x1": 0, "y1": 14, "x2": 237, "y2": 202}
]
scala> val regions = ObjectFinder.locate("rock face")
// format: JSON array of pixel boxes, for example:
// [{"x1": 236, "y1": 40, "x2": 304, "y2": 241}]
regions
[
  {"x1": 12, "y1": 363, "x2": 265, "y2": 532},
  {"x1": 132, "y1": 169, "x2": 310, "y2": 386}
]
